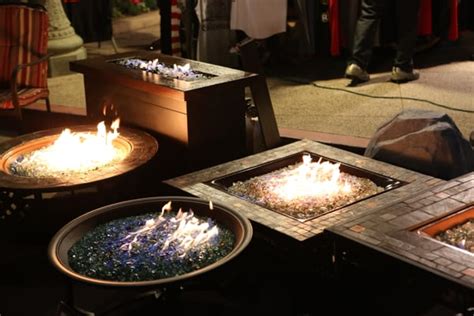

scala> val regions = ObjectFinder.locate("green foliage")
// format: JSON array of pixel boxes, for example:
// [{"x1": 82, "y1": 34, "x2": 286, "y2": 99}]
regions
[
  {"x1": 144, "y1": 0, "x2": 157, "y2": 10},
  {"x1": 111, "y1": 6, "x2": 124, "y2": 19},
  {"x1": 112, "y1": 0, "x2": 157, "y2": 17}
]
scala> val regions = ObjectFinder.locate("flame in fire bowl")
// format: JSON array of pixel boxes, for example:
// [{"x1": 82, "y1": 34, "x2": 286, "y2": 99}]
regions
[
  {"x1": 0, "y1": 125, "x2": 158, "y2": 191},
  {"x1": 48, "y1": 196, "x2": 252, "y2": 287}
]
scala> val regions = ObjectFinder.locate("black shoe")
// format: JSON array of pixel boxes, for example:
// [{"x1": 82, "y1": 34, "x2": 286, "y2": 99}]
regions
[
  {"x1": 390, "y1": 67, "x2": 420, "y2": 83},
  {"x1": 345, "y1": 64, "x2": 370, "y2": 82}
]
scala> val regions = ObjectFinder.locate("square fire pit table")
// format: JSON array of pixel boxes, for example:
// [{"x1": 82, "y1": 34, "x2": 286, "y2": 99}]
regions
[
  {"x1": 165, "y1": 139, "x2": 441, "y2": 242},
  {"x1": 327, "y1": 172, "x2": 474, "y2": 291},
  {"x1": 70, "y1": 52, "x2": 263, "y2": 168}
]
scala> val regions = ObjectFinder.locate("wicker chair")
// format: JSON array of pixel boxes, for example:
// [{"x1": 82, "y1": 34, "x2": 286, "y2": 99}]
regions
[{"x1": 0, "y1": 3, "x2": 51, "y2": 127}]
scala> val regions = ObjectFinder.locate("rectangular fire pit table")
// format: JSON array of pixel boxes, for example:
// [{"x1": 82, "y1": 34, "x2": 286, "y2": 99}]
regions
[
  {"x1": 70, "y1": 52, "x2": 275, "y2": 169},
  {"x1": 165, "y1": 139, "x2": 441, "y2": 242},
  {"x1": 165, "y1": 139, "x2": 443, "y2": 313},
  {"x1": 326, "y1": 172, "x2": 474, "y2": 309}
]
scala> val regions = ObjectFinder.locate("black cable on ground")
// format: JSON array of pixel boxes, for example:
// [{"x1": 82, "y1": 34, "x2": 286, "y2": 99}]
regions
[{"x1": 276, "y1": 76, "x2": 474, "y2": 114}]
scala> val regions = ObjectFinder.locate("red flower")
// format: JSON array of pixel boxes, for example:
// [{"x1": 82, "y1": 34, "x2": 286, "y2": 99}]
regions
[{"x1": 130, "y1": 0, "x2": 142, "y2": 4}]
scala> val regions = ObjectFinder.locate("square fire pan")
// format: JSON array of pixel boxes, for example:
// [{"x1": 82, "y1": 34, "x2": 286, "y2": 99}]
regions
[
  {"x1": 206, "y1": 151, "x2": 407, "y2": 222},
  {"x1": 414, "y1": 204, "x2": 473, "y2": 255}
]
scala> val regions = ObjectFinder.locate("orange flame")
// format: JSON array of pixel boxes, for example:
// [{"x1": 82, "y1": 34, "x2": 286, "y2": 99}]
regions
[
  {"x1": 27, "y1": 119, "x2": 123, "y2": 173},
  {"x1": 272, "y1": 154, "x2": 352, "y2": 200}
]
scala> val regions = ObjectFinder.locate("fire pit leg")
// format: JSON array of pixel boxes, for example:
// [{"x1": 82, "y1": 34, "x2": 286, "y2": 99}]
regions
[
  {"x1": 56, "y1": 289, "x2": 163, "y2": 316},
  {"x1": 97, "y1": 289, "x2": 162, "y2": 315},
  {"x1": 56, "y1": 301, "x2": 91, "y2": 316},
  {"x1": 234, "y1": 38, "x2": 281, "y2": 149}
]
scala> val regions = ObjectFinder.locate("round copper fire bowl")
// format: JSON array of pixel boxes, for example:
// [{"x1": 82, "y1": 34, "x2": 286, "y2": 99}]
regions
[
  {"x1": 0, "y1": 125, "x2": 158, "y2": 191},
  {"x1": 48, "y1": 196, "x2": 253, "y2": 287}
]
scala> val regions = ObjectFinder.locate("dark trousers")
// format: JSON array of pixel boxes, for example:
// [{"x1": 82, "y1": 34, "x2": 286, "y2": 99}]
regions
[
  {"x1": 159, "y1": 0, "x2": 172, "y2": 54},
  {"x1": 350, "y1": 0, "x2": 420, "y2": 71}
]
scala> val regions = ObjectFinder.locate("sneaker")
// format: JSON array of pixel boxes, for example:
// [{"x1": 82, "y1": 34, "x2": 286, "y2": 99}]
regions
[
  {"x1": 345, "y1": 63, "x2": 370, "y2": 82},
  {"x1": 391, "y1": 67, "x2": 420, "y2": 83}
]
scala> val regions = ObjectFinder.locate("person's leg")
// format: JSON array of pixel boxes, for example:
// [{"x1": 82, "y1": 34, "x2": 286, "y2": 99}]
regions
[
  {"x1": 391, "y1": 0, "x2": 421, "y2": 82},
  {"x1": 393, "y1": 0, "x2": 421, "y2": 71},
  {"x1": 350, "y1": 0, "x2": 386, "y2": 69},
  {"x1": 148, "y1": 0, "x2": 171, "y2": 51},
  {"x1": 159, "y1": 0, "x2": 172, "y2": 54}
]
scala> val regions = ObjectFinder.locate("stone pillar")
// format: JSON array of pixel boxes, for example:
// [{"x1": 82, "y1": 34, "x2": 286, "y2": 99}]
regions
[{"x1": 46, "y1": 0, "x2": 87, "y2": 76}]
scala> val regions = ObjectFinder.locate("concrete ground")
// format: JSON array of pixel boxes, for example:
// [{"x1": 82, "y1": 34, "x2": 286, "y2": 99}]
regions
[
  {"x1": 265, "y1": 32, "x2": 474, "y2": 145},
  {"x1": 29, "y1": 11, "x2": 472, "y2": 150}
]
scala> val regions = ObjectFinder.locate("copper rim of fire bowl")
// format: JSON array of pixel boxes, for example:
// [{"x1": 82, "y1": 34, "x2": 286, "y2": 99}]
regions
[
  {"x1": 0, "y1": 125, "x2": 158, "y2": 191},
  {"x1": 48, "y1": 196, "x2": 253, "y2": 287}
]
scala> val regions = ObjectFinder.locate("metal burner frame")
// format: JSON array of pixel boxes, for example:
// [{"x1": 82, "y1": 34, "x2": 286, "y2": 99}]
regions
[
  {"x1": 413, "y1": 203, "x2": 474, "y2": 256},
  {"x1": 206, "y1": 151, "x2": 406, "y2": 222}
]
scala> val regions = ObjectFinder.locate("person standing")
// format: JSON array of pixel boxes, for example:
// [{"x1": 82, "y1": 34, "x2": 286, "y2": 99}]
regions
[{"x1": 345, "y1": 0, "x2": 421, "y2": 84}]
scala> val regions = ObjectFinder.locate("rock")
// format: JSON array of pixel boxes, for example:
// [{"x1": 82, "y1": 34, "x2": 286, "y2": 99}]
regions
[
  {"x1": 365, "y1": 110, "x2": 474, "y2": 180},
  {"x1": 365, "y1": 110, "x2": 461, "y2": 145}
]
